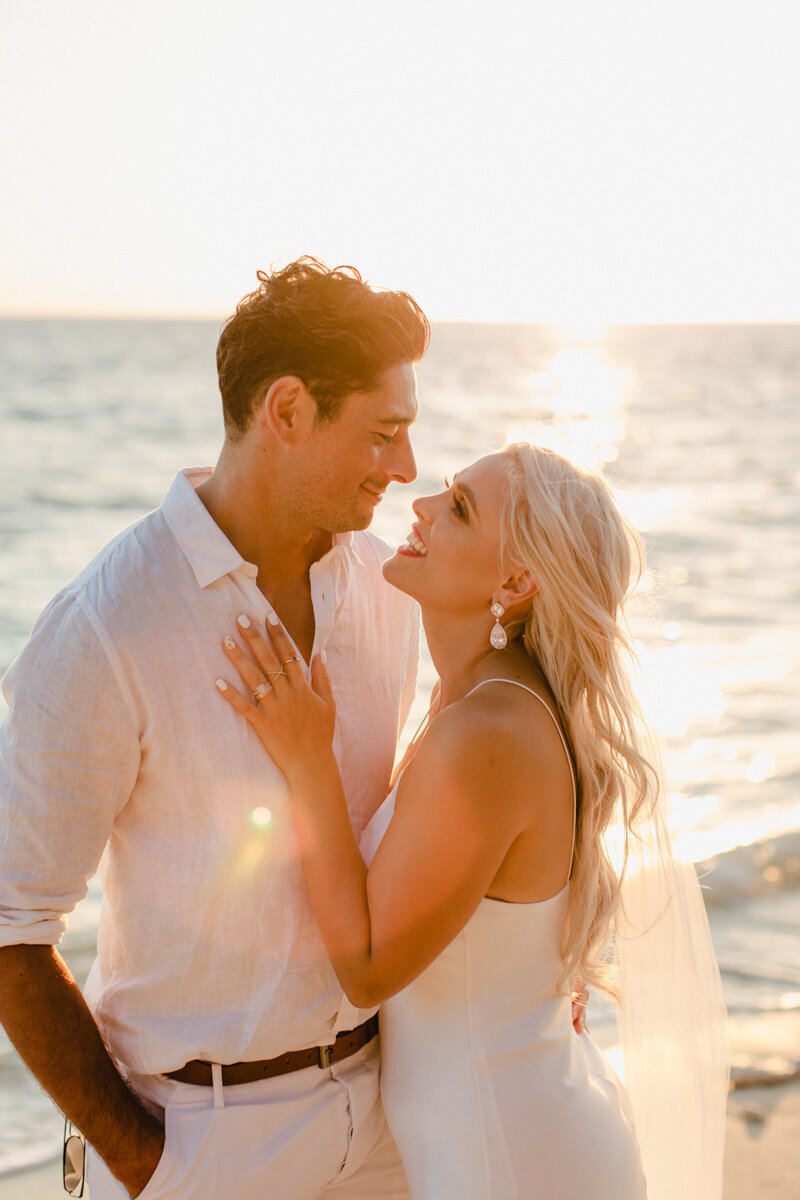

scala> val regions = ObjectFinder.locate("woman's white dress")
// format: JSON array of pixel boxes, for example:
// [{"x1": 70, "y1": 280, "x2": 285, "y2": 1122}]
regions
[{"x1": 359, "y1": 680, "x2": 647, "y2": 1200}]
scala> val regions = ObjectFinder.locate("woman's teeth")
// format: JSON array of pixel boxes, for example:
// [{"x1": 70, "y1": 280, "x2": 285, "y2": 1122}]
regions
[{"x1": 402, "y1": 531, "x2": 428, "y2": 556}]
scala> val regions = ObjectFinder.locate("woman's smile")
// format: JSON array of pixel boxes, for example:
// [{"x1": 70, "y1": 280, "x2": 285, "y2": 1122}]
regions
[{"x1": 397, "y1": 523, "x2": 428, "y2": 557}]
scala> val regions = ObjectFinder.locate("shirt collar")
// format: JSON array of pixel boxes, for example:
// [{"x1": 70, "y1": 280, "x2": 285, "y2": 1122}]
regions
[
  {"x1": 328, "y1": 529, "x2": 366, "y2": 569},
  {"x1": 161, "y1": 468, "x2": 365, "y2": 589}
]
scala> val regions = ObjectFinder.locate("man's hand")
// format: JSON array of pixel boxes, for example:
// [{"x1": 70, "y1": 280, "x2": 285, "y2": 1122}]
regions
[
  {"x1": 0, "y1": 945, "x2": 165, "y2": 1194},
  {"x1": 123, "y1": 1127, "x2": 166, "y2": 1198},
  {"x1": 571, "y1": 978, "x2": 589, "y2": 1033}
]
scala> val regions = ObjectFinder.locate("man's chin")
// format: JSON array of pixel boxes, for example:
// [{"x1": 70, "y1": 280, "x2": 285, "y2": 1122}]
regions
[
  {"x1": 344, "y1": 508, "x2": 376, "y2": 533},
  {"x1": 354, "y1": 506, "x2": 379, "y2": 530},
  {"x1": 321, "y1": 508, "x2": 375, "y2": 535}
]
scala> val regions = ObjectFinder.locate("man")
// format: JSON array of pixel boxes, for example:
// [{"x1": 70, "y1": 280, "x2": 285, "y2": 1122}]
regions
[{"x1": 0, "y1": 258, "x2": 428, "y2": 1198}]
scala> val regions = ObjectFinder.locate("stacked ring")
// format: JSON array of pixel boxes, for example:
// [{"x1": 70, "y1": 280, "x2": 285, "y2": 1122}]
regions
[
  {"x1": 282, "y1": 655, "x2": 301, "y2": 666},
  {"x1": 253, "y1": 682, "x2": 272, "y2": 702}
]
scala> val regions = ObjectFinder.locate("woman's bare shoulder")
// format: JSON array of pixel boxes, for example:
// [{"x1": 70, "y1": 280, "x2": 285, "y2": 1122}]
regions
[{"x1": 401, "y1": 678, "x2": 569, "y2": 814}]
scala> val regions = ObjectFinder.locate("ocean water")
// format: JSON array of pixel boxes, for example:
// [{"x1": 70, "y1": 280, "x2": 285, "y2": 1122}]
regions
[{"x1": 0, "y1": 319, "x2": 798, "y2": 1173}]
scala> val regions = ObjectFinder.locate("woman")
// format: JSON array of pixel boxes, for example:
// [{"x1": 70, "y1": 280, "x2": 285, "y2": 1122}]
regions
[{"x1": 216, "y1": 443, "x2": 727, "y2": 1199}]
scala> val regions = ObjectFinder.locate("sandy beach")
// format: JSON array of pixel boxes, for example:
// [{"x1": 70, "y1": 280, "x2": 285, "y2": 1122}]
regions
[
  {"x1": 0, "y1": 1083, "x2": 797, "y2": 1199},
  {"x1": 724, "y1": 1078, "x2": 800, "y2": 1198}
]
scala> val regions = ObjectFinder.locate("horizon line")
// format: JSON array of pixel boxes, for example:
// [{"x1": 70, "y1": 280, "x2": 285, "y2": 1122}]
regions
[{"x1": 1, "y1": 311, "x2": 799, "y2": 328}]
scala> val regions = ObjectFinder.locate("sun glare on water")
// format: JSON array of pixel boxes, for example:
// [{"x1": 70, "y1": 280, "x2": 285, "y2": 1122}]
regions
[
  {"x1": 513, "y1": 346, "x2": 631, "y2": 471},
  {"x1": 509, "y1": 341, "x2": 797, "y2": 873}
]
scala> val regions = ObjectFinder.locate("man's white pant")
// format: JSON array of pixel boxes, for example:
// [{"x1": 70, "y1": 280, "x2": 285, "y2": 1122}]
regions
[{"x1": 87, "y1": 1040, "x2": 409, "y2": 1199}]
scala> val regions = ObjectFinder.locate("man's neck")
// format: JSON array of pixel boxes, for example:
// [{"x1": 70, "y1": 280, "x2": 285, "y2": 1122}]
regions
[{"x1": 195, "y1": 453, "x2": 333, "y2": 592}]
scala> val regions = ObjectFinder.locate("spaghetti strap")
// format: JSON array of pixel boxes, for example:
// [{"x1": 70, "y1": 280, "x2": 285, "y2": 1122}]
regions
[{"x1": 464, "y1": 677, "x2": 577, "y2": 878}]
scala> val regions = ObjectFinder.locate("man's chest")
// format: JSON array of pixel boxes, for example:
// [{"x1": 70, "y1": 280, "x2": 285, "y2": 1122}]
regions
[{"x1": 258, "y1": 581, "x2": 317, "y2": 665}]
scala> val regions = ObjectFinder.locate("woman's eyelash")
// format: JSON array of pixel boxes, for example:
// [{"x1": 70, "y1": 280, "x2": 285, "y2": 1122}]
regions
[{"x1": 444, "y1": 477, "x2": 466, "y2": 518}]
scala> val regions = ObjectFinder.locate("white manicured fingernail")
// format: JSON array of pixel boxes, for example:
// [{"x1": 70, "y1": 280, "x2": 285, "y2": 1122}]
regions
[
  {"x1": 223, "y1": 637, "x2": 236, "y2": 650},
  {"x1": 266, "y1": 610, "x2": 279, "y2": 626},
  {"x1": 237, "y1": 614, "x2": 251, "y2": 629},
  {"x1": 320, "y1": 650, "x2": 327, "y2": 665},
  {"x1": 215, "y1": 678, "x2": 228, "y2": 691}
]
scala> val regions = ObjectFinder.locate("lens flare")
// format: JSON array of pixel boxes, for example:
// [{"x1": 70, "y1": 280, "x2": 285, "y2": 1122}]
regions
[{"x1": 250, "y1": 806, "x2": 273, "y2": 828}]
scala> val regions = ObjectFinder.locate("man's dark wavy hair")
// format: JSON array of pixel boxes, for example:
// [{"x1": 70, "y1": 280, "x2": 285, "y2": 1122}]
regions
[{"x1": 216, "y1": 257, "x2": 430, "y2": 437}]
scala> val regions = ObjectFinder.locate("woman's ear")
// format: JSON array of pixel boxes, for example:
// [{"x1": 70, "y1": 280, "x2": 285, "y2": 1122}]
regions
[
  {"x1": 262, "y1": 376, "x2": 315, "y2": 444},
  {"x1": 496, "y1": 568, "x2": 538, "y2": 611}
]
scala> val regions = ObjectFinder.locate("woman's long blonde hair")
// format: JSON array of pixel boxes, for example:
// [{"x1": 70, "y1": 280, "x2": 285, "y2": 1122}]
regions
[{"x1": 500, "y1": 443, "x2": 659, "y2": 995}]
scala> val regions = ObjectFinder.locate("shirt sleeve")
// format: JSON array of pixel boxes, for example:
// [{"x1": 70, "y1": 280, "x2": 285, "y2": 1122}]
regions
[{"x1": 0, "y1": 591, "x2": 140, "y2": 947}]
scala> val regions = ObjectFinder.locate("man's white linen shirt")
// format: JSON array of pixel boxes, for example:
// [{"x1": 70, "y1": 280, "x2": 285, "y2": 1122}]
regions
[{"x1": 0, "y1": 469, "x2": 419, "y2": 1073}]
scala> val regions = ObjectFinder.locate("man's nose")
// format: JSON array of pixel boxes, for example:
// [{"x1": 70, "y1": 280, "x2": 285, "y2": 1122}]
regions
[{"x1": 389, "y1": 431, "x2": 417, "y2": 484}]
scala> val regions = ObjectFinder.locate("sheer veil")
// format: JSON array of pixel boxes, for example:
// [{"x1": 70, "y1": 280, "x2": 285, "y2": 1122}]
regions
[
  {"x1": 614, "y1": 770, "x2": 729, "y2": 1200},
  {"x1": 498, "y1": 440, "x2": 728, "y2": 1198}
]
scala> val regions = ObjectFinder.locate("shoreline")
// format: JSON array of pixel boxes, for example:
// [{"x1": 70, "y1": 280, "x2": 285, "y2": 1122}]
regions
[{"x1": 1, "y1": 1080, "x2": 798, "y2": 1199}]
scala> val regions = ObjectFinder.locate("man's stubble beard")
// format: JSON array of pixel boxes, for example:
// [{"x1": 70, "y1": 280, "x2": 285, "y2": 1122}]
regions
[
  {"x1": 296, "y1": 491, "x2": 376, "y2": 537},
  {"x1": 326, "y1": 503, "x2": 375, "y2": 535}
]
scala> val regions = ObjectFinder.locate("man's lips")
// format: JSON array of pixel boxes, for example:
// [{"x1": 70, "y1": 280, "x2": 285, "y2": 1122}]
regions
[{"x1": 361, "y1": 485, "x2": 386, "y2": 503}]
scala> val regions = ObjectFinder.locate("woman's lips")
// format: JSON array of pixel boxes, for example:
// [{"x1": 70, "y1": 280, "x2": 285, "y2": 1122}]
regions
[{"x1": 398, "y1": 525, "x2": 427, "y2": 557}]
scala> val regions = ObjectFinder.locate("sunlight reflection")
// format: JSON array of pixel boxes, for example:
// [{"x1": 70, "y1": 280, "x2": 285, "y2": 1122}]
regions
[
  {"x1": 634, "y1": 645, "x2": 727, "y2": 737},
  {"x1": 514, "y1": 345, "x2": 631, "y2": 470},
  {"x1": 606, "y1": 793, "x2": 721, "y2": 870},
  {"x1": 603, "y1": 824, "x2": 626, "y2": 875},
  {"x1": 614, "y1": 487, "x2": 694, "y2": 533},
  {"x1": 546, "y1": 348, "x2": 627, "y2": 420},
  {"x1": 668, "y1": 792, "x2": 721, "y2": 828},
  {"x1": 746, "y1": 752, "x2": 775, "y2": 784},
  {"x1": 674, "y1": 803, "x2": 800, "y2": 863},
  {"x1": 605, "y1": 800, "x2": 800, "y2": 869}
]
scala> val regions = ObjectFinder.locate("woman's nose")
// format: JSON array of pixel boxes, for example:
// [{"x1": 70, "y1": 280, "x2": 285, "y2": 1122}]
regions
[{"x1": 412, "y1": 494, "x2": 434, "y2": 522}]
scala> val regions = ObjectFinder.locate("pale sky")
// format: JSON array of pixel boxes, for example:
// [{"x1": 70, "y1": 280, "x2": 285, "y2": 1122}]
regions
[{"x1": 1, "y1": 0, "x2": 798, "y2": 323}]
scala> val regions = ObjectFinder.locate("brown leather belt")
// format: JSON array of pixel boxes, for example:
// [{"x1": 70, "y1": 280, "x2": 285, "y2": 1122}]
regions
[{"x1": 164, "y1": 1015, "x2": 379, "y2": 1087}]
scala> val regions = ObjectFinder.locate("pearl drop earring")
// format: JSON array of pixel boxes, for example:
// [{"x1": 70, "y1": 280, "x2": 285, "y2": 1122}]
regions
[{"x1": 489, "y1": 602, "x2": 507, "y2": 649}]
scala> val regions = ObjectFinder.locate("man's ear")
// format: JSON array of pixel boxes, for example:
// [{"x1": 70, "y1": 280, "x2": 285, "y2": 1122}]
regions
[
  {"x1": 262, "y1": 376, "x2": 316, "y2": 445},
  {"x1": 495, "y1": 568, "x2": 538, "y2": 612}
]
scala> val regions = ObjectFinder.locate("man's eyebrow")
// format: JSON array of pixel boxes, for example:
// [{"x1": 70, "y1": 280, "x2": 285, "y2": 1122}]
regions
[
  {"x1": 453, "y1": 474, "x2": 478, "y2": 515},
  {"x1": 375, "y1": 415, "x2": 415, "y2": 426}
]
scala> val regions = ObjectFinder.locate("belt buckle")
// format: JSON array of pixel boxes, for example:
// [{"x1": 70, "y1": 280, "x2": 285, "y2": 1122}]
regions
[{"x1": 318, "y1": 1043, "x2": 334, "y2": 1068}]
